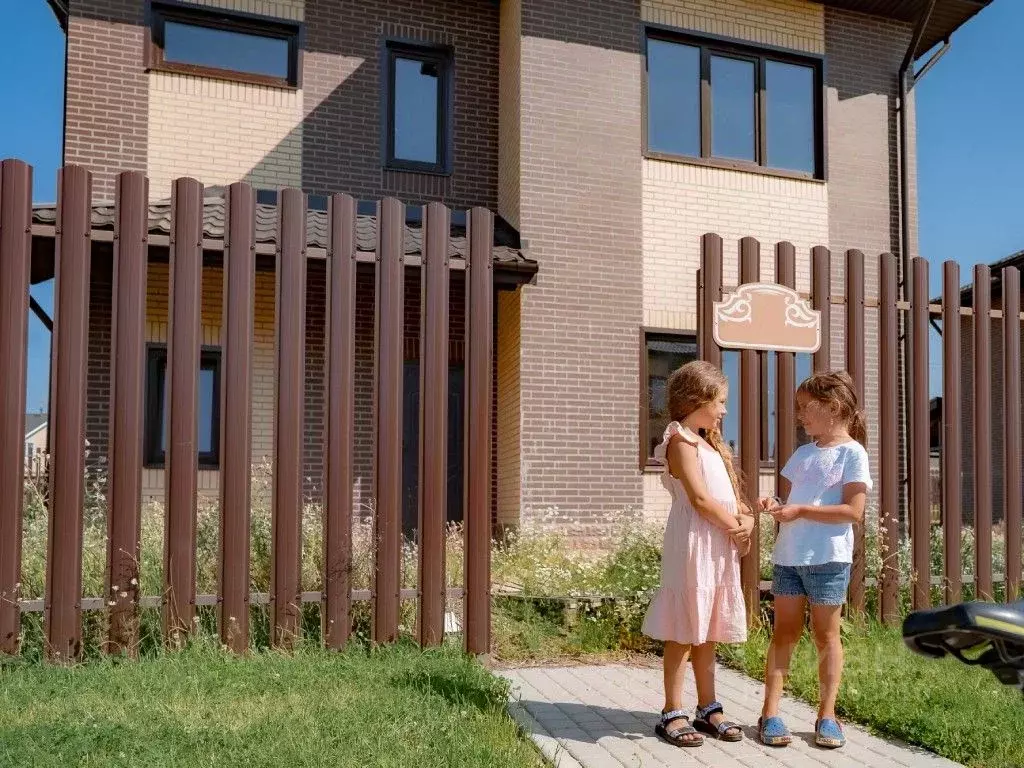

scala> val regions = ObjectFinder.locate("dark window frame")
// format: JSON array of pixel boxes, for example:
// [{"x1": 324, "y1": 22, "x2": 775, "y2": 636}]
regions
[
  {"x1": 382, "y1": 40, "x2": 454, "y2": 176},
  {"x1": 144, "y1": 344, "x2": 222, "y2": 470},
  {"x1": 640, "y1": 328, "x2": 699, "y2": 471},
  {"x1": 643, "y1": 26, "x2": 826, "y2": 182},
  {"x1": 146, "y1": 0, "x2": 303, "y2": 89}
]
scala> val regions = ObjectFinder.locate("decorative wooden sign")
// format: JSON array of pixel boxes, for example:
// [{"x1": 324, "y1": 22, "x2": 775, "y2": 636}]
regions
[{"x1": 712, "y1": 283, "x2": 821, "y2": 354}]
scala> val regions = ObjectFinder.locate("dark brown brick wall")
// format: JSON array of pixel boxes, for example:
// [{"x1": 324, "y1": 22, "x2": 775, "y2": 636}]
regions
[
  {"x1": 514, "y1": 0, "x2": 645, "y2": 524},
  {"x1": 302, "y1": 0, "x2": 499, "y2": 210},
  {"x1": 85, "y1": 252, "x2": 113, "y2": 471},
  {"x1": 65, "y1": 0, "x2": 148, "y2": 199}
]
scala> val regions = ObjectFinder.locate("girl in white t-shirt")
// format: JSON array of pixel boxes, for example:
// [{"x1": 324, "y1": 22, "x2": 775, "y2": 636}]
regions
[{"x1": 757, "y1": 371, "x2": 872, "y2": 751}]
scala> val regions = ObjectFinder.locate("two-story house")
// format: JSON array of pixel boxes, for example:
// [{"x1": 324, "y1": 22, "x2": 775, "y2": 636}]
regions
[{"x1": 36, "y1": 0, "x2": 991, "y2": 531}]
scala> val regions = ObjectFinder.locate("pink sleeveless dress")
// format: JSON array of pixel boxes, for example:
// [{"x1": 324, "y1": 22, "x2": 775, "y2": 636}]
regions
[{"x1": 641, "y1": 422, "x2": 747, "y2": 645}]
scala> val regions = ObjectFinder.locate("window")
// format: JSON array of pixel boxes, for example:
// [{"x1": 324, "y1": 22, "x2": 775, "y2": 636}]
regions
[
  {"x1": 147, "y1": 2, "x2": 301, "y2": 88},
  {"x1": 145, "y1": 346, "x2": 222, "y2": 469},
  {"x1": 641, "y1": 330, "x2": 698, "y2": 467},
  {"x1": 645, "y1": 30, "x2": 823, "y2": 179},
  {"x1": 384, "y1": 42, "x2": 453, "y2": 174}
]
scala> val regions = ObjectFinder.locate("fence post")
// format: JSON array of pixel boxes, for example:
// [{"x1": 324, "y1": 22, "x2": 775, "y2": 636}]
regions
[
  {"x1": 0, "y1": 159, "x2": 32, "y2": 655},
  {"x1": 910, "y1": 258, "x2": 931, "y2": 610},
  {"x1": 700, "y1": 234, "x2": 722, "y2": 368},
  {"x1": 46, "y1": 165, "x2": 92, "y2": 661},
  {"x1": 419, "y1": 202, "x2": 450, "y2": 647},
  {"x1": 811, "y1": 246, "x2": 831, "y2": 372},
  {"x1": 739, "y1": 237, "x2": 761, "y2": 625},
  {"x1": 373, "y1": 197, "x2": 404, "y2": 645},
  {"x1": 324, "y1": 194, "x2": 356, "y2": 650},
  {"x1": 271, "y1": 188, "x2": 307, "y2": 649},
  {"x1": 219, "y1": 182, "x2": 255, "y2": 653},
  {"x1": 465, "y1": 207, "x2": 494, "y2": 656},
  {"x1": 164, "y1": 177, "x2": 203, "y2": 645},
  {"x1": 1002, "y1": 266, "x2": 1021, "y2": 602},
  {"x1": 879, "y1": 254, "x2": 900, "y2": 623},
  {"x1": 973, "y1": 264, "x2": 993, "y2": 600},
  {"x1": 845, "y1": 250, "x2": 867, "y2": 613},
  {"x1": 942, "y1": 261, "x2": 963, "y2": 605},
  {"x1": 106, "y1": 171, "x2": 148, "y2": 655},
  {"x1": 775, "y1": 243, "x2": 796, "y2": 505}
]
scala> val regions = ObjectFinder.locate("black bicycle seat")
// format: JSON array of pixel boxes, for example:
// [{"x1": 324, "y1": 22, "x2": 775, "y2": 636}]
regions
[{"x1": 903, "y1": 600, "x2": 1024, "y2": 659}]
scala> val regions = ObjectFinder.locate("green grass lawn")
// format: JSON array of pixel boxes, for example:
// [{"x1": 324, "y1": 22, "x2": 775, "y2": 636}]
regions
[
  {"x1": 0, "y1": 642, "x2": 544, "y2": 768},
  {"x1": 718, "y1": 622, "x2": 1024, "y2": 768}
]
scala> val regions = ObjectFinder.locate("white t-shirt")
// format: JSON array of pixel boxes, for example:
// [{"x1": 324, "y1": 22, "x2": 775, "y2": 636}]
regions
[{"x1": 772, "y1": 440, "x2": 873, "y2": 566}]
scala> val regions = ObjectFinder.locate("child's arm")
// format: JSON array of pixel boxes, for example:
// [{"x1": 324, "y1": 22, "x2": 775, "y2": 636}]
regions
[
  {"x1": 770, "y1": 482, "x2": 867, "y2": 524},
  {"x1": 667, "y1": 435, "x2": 742, "y2": 531}
]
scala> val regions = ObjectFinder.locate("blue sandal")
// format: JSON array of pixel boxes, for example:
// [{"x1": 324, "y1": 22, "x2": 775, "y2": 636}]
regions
[
  {"x1": 758, "y1": 715, "x2": 792, "y2": 747},
  {"x1": 693, "y1": 701, "x2": 742, "y2": 742},
  {"x1": 815, "y1": 718, "x2": 845, "y2": 748}
]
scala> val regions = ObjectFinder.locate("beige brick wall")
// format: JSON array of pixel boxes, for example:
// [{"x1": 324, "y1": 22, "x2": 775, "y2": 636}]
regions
[
  {"x1": 145, "y1": 0, "x2": 305, "y2": 198},
  {"x1": 640, "y1": 0, "x2": 827, "y2": 519},
  {"x1": 642, "y1": 0, "x2": 824, "y2": 54},
  {"x1": 141, "y1": 263, "x2": 277, "y2": 501},
  {"x1": 497, "y1": 289, "x2": 522, "y2": 528}
]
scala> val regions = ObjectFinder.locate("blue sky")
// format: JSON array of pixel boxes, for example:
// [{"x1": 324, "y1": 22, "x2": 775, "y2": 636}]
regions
[{"x1": 0, "y1": 1, "x2": 1021, "y2": 413}]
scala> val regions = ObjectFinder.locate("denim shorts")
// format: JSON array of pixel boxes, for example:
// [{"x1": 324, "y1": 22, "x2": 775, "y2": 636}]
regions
[{"x1": 772, "y1": 562, "x2": 851, "y2": 605}]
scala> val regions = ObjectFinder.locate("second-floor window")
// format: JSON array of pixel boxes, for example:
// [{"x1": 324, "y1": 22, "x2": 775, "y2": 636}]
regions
[
  {"x1": 147, "y1": 2, "x2": 301, "y2": 88},
  {"x1": 384, "y1": 42, "x2": 453, "y2": 175},
  {"x1": 644, "y1": 30, "x2": 824, "y2": 180}
]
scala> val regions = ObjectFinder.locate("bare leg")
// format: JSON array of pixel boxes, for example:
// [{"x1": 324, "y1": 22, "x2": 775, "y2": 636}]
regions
[
  {"x1": 762, "y1": 596, "x2": 807, "y2": 719},
  {"x1": 662, "y1": 641, "x2": 700, "y2": 744},
  {"x1": 810, "y1": 603, "x2": 844, "y2": 721},
  {"x1": 691, "y1": 641, "x2": 740, "y2": 737}
]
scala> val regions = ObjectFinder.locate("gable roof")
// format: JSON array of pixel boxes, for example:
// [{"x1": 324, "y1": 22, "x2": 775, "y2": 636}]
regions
[{"x1": 24, "y1": 413, "x2": 48, "y2": 438}]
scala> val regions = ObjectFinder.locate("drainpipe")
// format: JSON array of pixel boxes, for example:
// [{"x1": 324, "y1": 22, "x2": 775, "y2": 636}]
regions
[{"x1": 898, "y1": 0, "x2": 936, "y2": 536}]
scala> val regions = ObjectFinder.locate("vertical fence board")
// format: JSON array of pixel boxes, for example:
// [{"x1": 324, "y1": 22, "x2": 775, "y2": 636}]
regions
[
  {"x1": 106, "y1": 171, "x2": 148, "y2": 654},
  {"x1": 739, "y1": 238, "x2": 761, "y2": 623},
  {"x1": 811, "y1": 247, "x2": 831, "y2": 373},
  {"x1": 219, "y1": 183, "x2": 255, "y2": 653},
  {"x1": 879, "y1": 253, "x2": 900, "y2": 623},
  {"x1": 164, "y1": 177, "x2": 203, "y2": 644},
  {"x1": 0, "y1": 160, "x2": 32, "y2": 654},
  {"x1": 271, "y1": 189, "x2": 307, "y2": 648},
  {"x1": 942, "y1": 262, "x2": 963, "y2": 605},
  {"x1": 911, "y1": 258, "x2": 931, "y2": 610},
  {"x1": 46, "y1": 165, "x2": 92, "y2": 661},
  {"x1": 845, "y1": 250, "x2": 867, "y2": 613},
  {"x1": 700, "y1": 234, "x2": 723, "y2": 368},
  {"x1": 324, "y1": 194, "x2": 356, "y2": 650},
  {"x1": 374, "y1": 197, "x2": 404, "y2": 644},
  {"x1": 775, "y1": 243, "x2": 796, "y2": 504},
  {"x1": 973, "y1": 265, "x2": 993, "y2": 600},
  {"x1": 419, "y1": 203, "x2": 450, "y2": 647},
  {"x1": 1002, "y1": 267, "x2": 1021, "y2": 601},
  {"x1": 465, "y1": 207, "x2": 494, "y2": 655}
]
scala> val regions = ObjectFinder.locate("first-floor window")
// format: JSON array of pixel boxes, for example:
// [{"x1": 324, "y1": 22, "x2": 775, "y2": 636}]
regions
[
  {"x1": 144, "y1": 346, "x2": 221, "y2": 469},
  {"x1": 642, "y1": 330, "x2": 698, "y2": 467}
]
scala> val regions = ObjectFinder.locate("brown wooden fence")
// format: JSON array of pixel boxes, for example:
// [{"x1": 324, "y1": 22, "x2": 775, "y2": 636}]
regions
[
  {"x1": 0, "y1": 160, "x2": 493, "y2": 660},
  {"x1": 698, "y1": 234, "x2": 1023, "y2": 626}
]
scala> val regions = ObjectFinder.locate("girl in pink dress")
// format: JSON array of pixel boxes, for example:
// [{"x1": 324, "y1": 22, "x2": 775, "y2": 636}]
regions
[{"x1": 642, "y1": 360, "x2": 755, "y2": 748}]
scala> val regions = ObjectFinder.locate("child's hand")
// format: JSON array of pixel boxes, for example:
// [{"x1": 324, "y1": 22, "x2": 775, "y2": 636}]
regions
[
  {"x1": 728, "y1": 514, "x2": 754, "y2": 547},
  {"x1": 759, "y1": 496, "x2": 782, "y2": 512},
  {"x1": 769, "y1": 505, "x2": 803, "y2": 523}
]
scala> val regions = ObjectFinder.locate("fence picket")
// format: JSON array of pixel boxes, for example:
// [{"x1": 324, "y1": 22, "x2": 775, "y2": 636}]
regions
[
  {"x1": 1002, "y1": 266, "x2": 1022, "y2": 601},
  {"x1": 879, "y1": 253, "x2": 900, "y2": 623},
  {"x1": 845, "y1": 250, "x2": 867, "y2": 613},
  {"x1": 106, "y1": 171, "x2": 148, "y2": 654},
  {"x1": 973, "y1": 265, "x2": 993, "y2": 600},
  {"x1": 739, "y1": 237, "x2": 761, "y2": 622},
  {"x1": 0, "y1": 159, "x2": 32, "y2": 655},
  {"x1": 942, "y1": 261, "x2": 963, "y2": 605}
]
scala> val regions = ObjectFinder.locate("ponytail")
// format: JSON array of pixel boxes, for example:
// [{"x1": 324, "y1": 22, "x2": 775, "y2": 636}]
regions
[{"x1": 850, "y1": 409, "x2": 868, "y2": 447}]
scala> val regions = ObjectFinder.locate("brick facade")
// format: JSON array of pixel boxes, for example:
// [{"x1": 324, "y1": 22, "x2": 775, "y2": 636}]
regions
[{"x1": 65, "y1": 0, "x2": 940, "y2": 532}]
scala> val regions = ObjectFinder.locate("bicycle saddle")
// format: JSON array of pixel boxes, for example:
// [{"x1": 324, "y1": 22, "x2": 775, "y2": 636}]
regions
[{"x1": 902, "y1": 600, "x2": 1024, "y2": 689}]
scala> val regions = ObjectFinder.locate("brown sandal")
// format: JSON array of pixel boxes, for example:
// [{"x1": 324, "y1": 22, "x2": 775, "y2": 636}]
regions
[
  {"x1": 655, "y1": 709, "x2": 704, "y2": 748},
  {"x1": 694, "y1": 701, "x2": 743, "y2": 742}
]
